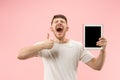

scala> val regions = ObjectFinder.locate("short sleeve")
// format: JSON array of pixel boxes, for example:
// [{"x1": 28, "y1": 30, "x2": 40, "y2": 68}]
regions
[{"x1": 79, "y1": 48, "x2": 95, "y2": 63}]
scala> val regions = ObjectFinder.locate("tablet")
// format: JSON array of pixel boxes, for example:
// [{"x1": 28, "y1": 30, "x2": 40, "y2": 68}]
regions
[{"x1": 84, "y1": 24, "x2": 103, "y2": 49}]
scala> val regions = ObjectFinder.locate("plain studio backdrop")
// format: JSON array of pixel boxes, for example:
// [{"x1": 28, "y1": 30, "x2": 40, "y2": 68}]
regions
[{"x1": 0, "y1": 0, "x2": 120, "y2": 80}]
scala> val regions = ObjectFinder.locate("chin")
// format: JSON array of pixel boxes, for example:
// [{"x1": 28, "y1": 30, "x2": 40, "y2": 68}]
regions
[
  {"x1": 56, "y1": 36, "x2": 64, "y2": 40},
  {"x1": 54, "y1": 33, "x2": 65, "y2": 39}
]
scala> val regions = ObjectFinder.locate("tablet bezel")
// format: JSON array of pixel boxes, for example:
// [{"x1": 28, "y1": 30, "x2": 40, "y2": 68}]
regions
[{"x1": 83, "y1": 24, "x2": 103, "y2": 49}]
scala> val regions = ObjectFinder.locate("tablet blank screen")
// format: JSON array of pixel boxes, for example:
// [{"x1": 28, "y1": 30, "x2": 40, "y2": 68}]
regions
[{"x1": 84, "y1": 25, "x2": 102, "y2": 49}]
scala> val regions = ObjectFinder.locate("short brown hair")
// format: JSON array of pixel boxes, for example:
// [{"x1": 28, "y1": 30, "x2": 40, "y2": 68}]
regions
[{"x1": 51, "y1": 14, "x2": 67, "y2": 25}]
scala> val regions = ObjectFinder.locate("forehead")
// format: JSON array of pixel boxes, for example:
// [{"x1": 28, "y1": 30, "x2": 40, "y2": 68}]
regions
[{"x1": 53, "y1": 18, "x2": 66, "y2": 22}]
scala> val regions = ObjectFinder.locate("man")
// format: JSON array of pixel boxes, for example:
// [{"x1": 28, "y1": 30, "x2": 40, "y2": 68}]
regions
[{"x1": 17, "y1": 14, "x2": 107, "y2": 80}]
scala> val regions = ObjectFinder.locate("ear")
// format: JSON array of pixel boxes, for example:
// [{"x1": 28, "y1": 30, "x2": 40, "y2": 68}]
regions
[
  {"x1": 66, "y1": 26, "x2": 69, "y2": 31},
  {"x1": 50, "y1": 27, "x2": 53, "y2": 32}
]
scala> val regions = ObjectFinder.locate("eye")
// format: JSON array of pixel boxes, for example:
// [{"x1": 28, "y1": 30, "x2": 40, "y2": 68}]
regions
[
  {"x1": 54, "y1": 20, "x2": 58, "y2": 23},
  {"x1": 61, "y1": 20, "x2": 65, "y2": 23}
]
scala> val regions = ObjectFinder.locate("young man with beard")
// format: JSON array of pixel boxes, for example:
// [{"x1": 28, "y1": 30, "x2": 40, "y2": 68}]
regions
[{"x1": 17, "y1": 14, "x2": 107, "y2": 80}]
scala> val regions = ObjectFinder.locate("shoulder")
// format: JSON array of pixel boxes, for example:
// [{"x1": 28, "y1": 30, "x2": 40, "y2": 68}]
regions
[{"x1": 70, "y1": 40, "x2": 82, "y2": 45}]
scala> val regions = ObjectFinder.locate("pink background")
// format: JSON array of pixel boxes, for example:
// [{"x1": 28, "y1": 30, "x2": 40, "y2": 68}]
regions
[{"x1": 0, "y1": 0, "x2": 120, "y2": 80}]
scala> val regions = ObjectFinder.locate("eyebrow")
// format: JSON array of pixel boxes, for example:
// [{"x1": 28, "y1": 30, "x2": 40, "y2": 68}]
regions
[{"x1": 54, "y1": 19, "x2": 65, "y2": 22}]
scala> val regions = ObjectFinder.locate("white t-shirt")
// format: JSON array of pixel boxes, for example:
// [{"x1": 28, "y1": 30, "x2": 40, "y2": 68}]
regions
[{"x1": 36, "y1": 40, "x2": 94, "y2": 80}]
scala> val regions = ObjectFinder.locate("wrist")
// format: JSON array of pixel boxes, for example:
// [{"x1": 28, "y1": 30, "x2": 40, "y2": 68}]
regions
[
  {"x1": 40, "y1": 43, "x2": 46, "y2": 49},
  {"x1": 101, "y1": 47, "x2": 106, "y2": 53}
]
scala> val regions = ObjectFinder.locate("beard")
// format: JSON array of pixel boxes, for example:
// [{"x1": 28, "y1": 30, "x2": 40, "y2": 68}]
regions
[{"x1": 53, "y1": 31, "x2": 66, "y2": 40}]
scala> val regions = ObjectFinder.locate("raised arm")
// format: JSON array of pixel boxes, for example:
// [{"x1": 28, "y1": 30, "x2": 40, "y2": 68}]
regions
[
  {"x1": 17, "y1": 33, "x2": 54, "y2": 60},
  {"x1": 86, "y1": 37, "x2": 107, "y2": 70}
]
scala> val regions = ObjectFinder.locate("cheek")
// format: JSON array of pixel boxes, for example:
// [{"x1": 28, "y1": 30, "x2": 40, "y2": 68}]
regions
[
  {"x1": 64, "y1": 27, "x2": 69, "y2": 32},
  {"x1": 50, "y1": 27, "x2": 55, "y2": 32}
]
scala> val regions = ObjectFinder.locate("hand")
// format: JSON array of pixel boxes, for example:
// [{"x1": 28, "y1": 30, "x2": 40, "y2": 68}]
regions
[
  {"x1": 96, "y1": 37, "x2": 107, "y2": 50},
  {"x1": 42, "y1": 33, "x2": 54, "y2": 49}
]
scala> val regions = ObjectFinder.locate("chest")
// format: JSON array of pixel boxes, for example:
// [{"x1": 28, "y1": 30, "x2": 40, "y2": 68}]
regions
[{"x1": 50, "y1": 44, "x2": 80, "y2": 61}]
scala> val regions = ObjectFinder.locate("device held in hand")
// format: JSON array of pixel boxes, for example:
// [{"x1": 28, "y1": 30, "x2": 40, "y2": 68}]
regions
[{"x1": 83, "y1": 24, "x2": 103, "y2": 49}]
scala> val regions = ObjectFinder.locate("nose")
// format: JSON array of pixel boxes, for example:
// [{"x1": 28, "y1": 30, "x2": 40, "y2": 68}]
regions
[
  {"x1": 57, "y1": 23, "x2": 62, "y2": 26},
  {"x1": 58, "y1": 20, "x2": 62, "y2": 24},
  {"x1": 58, "y1": 22, "x2": 60, "y2": 24}
]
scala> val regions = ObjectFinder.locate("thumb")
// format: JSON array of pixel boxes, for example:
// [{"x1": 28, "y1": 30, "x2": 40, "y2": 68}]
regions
[{"x1": 47, "y1": 33, "x2": 49, "y2": 40}]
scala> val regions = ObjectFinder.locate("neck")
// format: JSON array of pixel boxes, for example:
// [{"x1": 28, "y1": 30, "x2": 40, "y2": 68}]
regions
[{"x1": 54, "y1": 37, "x2": 69, "y2": 43}]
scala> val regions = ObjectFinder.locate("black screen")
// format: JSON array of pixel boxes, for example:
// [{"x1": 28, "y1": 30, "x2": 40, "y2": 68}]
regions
[{"x1": 85, "y1": 26, "x2": 101, "y2": 48}]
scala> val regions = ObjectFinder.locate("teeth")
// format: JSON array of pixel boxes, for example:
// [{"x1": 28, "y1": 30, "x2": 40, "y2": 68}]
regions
[
  {"x1": 56, "y1": 27, "x2": 63, "y2": 32},
  {"x1": 55, "y1": 24, "x2": 64, "y2": 32}
]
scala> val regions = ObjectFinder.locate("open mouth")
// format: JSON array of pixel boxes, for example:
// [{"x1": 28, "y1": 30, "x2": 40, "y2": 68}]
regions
[
  {"x1": 55, "y1": 24, "x2": 64, "y2": 33},
  {"x1": 56, "y1": 27, "x2": 63, "y2": 32}
]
